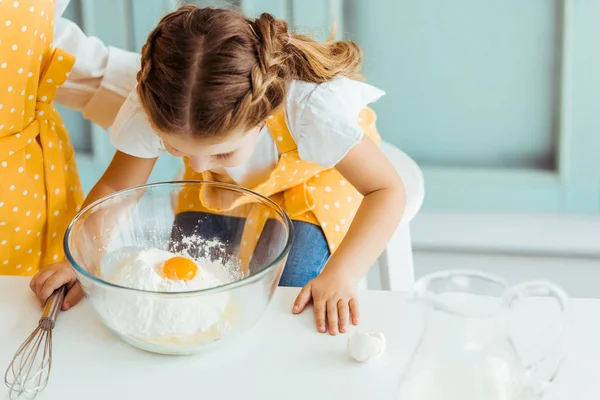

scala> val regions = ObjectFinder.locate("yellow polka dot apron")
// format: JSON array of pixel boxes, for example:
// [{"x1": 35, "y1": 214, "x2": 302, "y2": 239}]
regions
[
  {"x1": 179, "y1": 107, "x2": 380, "y2": 274},
  {"x1": 0, "y1": 0, "x2": 84, "y2": 275}
]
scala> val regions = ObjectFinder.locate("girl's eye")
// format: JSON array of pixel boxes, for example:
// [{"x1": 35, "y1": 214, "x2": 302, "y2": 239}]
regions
[{"x1": 215, "y1": 153, "x2": 232, "y2": 160}]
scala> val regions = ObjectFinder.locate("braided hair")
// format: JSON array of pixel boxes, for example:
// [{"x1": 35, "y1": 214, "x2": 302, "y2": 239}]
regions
[{"x1": 137, "y1": 5, "x2": 363, "y2": 140}]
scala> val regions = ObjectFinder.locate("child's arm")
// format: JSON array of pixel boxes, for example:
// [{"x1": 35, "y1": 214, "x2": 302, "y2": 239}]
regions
[
  {"x1": 293, "y1": 137, "x2": 406, "y2": 335},
  {"x1": 85, "y1": 151, "x2": 157, "y2": 206},
  {"x1": 30, "y1": 152, "x2": 157, "y2": 309}
]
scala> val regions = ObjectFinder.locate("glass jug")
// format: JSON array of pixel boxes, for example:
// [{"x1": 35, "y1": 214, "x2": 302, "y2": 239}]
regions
[{"x1": 398, "y1": 270, "x2": 569, "y2": 400}]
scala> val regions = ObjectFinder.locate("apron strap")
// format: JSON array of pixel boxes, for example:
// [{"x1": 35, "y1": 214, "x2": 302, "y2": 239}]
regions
[{"x1": 265, "y1": 110, "x2": 297, "y2": 154}]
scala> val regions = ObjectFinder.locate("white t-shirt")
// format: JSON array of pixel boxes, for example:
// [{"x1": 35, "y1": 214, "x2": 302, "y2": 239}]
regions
[{"x1": 110, "y1": 77, "x2": 385, "y2": 187}]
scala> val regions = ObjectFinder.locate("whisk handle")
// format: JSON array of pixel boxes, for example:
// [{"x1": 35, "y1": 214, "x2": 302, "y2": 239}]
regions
[{"x1": 40, "y1": 286, "x2": 66, "y2": 330}]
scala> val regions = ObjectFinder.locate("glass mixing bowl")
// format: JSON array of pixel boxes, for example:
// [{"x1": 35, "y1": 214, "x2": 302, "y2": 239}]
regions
[{"x1": 64, "y1": 182, "x2": 293, "y2": 355}]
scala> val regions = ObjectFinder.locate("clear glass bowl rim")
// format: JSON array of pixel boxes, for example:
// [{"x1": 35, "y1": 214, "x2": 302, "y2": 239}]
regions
[{"x1": 63, "y1": 180, "x2": 294, "y2": 297}]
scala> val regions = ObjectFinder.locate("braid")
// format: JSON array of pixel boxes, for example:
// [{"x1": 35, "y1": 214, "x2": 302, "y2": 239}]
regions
[
  {"x1": 137, "y1": 27, "x2": 161, "y2": 86},
  {"x1": 243, "y1": 13, "x2": 290, "y2": 117},
  {"x1": 137, "y1": 5, "x2": 200, "y2": 99}
]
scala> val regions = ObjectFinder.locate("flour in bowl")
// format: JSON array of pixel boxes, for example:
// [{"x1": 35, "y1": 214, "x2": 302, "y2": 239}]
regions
[
  {"x1": 96, "y1": 247, "x2": 235, "y2": 342},
  {"x1": 105, "y1": 248, "x2": 224, "y2": 291}
]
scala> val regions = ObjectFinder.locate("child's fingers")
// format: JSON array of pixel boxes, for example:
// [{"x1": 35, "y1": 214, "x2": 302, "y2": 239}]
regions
[
  {"x1": 327, "y1": 300, "x2": 339, "y2": 336},
  {"x1": 63, "y1": 283, "x2": 83, "y2": 311},
  {"x1": 30, "y1": 269, "x2": 51, "y2": 291},
  {"x1": 29, "y1": 274, "x2": 37, "y2": 291},
  {"x1": 30, "y1": 269, "x2": 56, "y2": 302},
  {"x1": 292, "y1": 284, "x2": 312, "y2": 314},
  {"x1": 313, "y1": 299, "x2": 327, "y2": 333},
  {"x1": 38, "y1": 272, "x2": 71, "y2": 306},
  {"x1": 349, "y1": 297, "x2": 360, "y2": 325},
  {"x1": 337, "y1": 299, "x2": 350, "y2": 333}
]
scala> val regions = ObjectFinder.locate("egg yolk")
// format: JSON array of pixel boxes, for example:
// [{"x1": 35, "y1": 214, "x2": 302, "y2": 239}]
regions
[{"x1": 162, "y1": 257, "x2": 198, "y2": 281}]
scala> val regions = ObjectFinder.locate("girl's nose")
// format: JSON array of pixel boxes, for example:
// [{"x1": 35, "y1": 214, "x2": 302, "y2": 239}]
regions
[{"x1": 186, "y1": 156, "x2": 212, "y2": 173}]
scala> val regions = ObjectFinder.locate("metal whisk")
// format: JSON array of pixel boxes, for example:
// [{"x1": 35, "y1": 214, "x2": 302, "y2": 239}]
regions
[{"x1": 4, "y1": 286, "x2": 66, "y2": 399}]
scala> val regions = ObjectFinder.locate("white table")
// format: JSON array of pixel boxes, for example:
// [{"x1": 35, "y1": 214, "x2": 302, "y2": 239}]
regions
[{"x1": 0, "y1": 277, "x2": 597, "y2": 399}]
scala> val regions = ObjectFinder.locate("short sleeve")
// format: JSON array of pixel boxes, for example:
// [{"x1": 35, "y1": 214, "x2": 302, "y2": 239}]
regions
[
  {"x1": 285, "y1": 77, "x2": 385, "y2": 168},
  {"x1": 109, "y1": 89, "x2": 165, "y2": 158}
]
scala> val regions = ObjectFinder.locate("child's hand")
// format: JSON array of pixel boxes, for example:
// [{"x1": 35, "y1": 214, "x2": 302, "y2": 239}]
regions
[
  {"x1": 292, "y1": 270, "x2": 360, "y2": 335},
  {"x1": 30, "y1": 261, "x2": 83, "y2": 311}
]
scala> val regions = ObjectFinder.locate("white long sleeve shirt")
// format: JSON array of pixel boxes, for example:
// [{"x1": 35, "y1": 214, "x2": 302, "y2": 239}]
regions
[{"x1": 53, "y1": 0, "x2": 139, "y2": 129}]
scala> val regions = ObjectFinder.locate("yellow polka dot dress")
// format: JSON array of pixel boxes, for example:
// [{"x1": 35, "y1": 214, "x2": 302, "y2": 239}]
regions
[
  {"x1": 0, "y1": 0, "x2": 84, "y2": 275},
  {"x1": 180, "y1": 106, "x2": 380, "y2": 270}
]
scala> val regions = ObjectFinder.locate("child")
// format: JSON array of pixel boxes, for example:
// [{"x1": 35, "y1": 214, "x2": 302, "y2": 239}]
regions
[
  {"x1": 30, "y1": 5, "x2": 406, "y2": 336},
  {"x1": 1, "y1": 0, "x2": 137, "y2": 284}
]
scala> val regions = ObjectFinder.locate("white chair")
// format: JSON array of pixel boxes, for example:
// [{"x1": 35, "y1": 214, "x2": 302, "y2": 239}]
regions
[{"x1": 360, "y1": 141, "x2": 425, "y2": 292}]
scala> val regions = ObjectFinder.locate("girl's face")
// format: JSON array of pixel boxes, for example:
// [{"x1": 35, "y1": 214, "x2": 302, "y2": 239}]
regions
[{"x1": 160, "y1": 125, "x2": 263, "y2": 173}]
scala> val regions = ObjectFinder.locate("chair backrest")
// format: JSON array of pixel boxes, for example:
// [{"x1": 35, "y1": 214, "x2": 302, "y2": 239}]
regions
[
  {"x1": 369, "y1": 142, "x2": 424, "y2": 291},
  {"x1": 380, "y1": 141, "x2": 425, "y2": 224}
]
